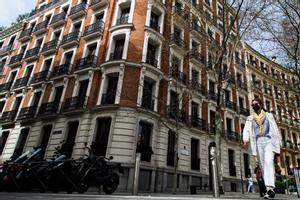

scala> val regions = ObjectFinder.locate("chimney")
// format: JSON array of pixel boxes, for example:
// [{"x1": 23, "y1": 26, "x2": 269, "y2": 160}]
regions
[{"x1": 272, "y1": 56, "x2": 277, "y2": 62}]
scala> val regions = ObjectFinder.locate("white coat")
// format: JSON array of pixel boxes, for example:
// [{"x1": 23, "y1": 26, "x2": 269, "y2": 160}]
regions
[{"x1": 242, "y1": 113, "x2": 282, "y2": 156}]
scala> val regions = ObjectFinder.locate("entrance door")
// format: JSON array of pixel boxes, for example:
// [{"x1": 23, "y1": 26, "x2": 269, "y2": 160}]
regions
[
  {"x1": 92, "y1": 118, "x2": 111, "y2": 156},
  {"x1": 39, "y1": 125, "x2": 52, "y2": 158},
  {"x1": 62, "y1": 121, "x2": 79, "y2": 158},
  {"x1": 13, "y1": 128, "x2": 29, "y2": 159}
]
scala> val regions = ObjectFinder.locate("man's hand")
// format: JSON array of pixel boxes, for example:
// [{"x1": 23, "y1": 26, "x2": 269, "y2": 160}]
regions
[{"x1": 243, "y1": 141, "x2": 249, "y2": 150}]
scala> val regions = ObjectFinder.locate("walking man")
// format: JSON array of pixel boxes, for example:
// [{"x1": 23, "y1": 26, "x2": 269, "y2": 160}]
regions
[{"x1": 243, "y1": 98, "x2": 281, "y2": 199}]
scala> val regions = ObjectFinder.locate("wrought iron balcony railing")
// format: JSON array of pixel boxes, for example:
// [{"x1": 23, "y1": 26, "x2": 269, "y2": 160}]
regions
[
  {"x1": 61, "y1": 31, "x2": 80, "y2": 45},
  {"x1": 17, "y1": 106, "x2": 37, "y2": 120},
  {"x1": 50, "y1": 12, "x2": 66, "y2": 25},
  {"x1": 170, "y1": 33, "x2": 184, "y2": 47},
  {"x1": 83, "y1": 21, "x2": 104, "y2": 37},
  {"x1": 0, "y1": 110, "x2": 17, "y2": 123},
  {"x1": 74, "y1": 55, "x2": 97, "y2": 71},
  {"x1": 12, "y1": 77, "x2": 29, "y2": 89},
  {"x1": 0, "y1": 82, "x2": 13, "y2": 93},
  {"x1": 24, "y1": 47, "x2": 40, "y2": 59},
  {"x1": 166, "y1": 105, "x2": 187, "y2": 123},
  {"x1": 101, "y1": 93, "x2": 116, "y2": 105},
  {"x1": 69, "y1": 3, "x2": 87, "y2": 16},
  {"x1": 33, "y1": 20, "x2": 48, "y2": 33},
  {"x1": 190, "y1": 117, "x2": 206, "y2": 131},
  {"x1": 39, "y1": 102, "x2": 59, "y2": 116},
  {"x1": 145, "y1": 56, "x2": 158, "y2": 67},
  {"x1": 51, "y1": 63, "x2": 71, "y2": 77},
  {"x1": 141, "y1": 97, "x2": 155, "y2": 110},
  {"x1": 9, "y1": 53, "x2": 24, "y2": 66},
  {"x1": 30, "y1": 70, "x2": 49, "y2": 84},
  {"x1": 116, "y1": 16, "x2": 129, "y2": 25},
  {"x1": 42, "y1": 39, "x2": 59, "y2": 54},
  {"x1": 63, "y1": 96, "x2": 86, "y2": 111}
]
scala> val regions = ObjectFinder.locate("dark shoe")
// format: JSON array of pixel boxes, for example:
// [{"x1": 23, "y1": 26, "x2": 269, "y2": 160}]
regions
[{"x1": 267, "y1": 189, "x2": 275, "y2": 198}]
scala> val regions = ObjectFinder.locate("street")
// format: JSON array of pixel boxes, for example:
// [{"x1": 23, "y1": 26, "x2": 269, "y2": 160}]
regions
[{"x1": 0, "y1": 192, "x2": 298, "y2": 200}]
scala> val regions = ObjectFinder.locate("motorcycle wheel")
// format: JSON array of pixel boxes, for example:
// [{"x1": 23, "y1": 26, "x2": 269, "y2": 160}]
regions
[{"x1": 102, "y1": 173, "x2": 119, "y2": 194}]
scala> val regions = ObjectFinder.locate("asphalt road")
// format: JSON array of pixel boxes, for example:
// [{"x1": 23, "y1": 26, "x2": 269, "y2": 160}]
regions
[{"x1": 0, "y1": 193, "x2": 298, "y2": 200}]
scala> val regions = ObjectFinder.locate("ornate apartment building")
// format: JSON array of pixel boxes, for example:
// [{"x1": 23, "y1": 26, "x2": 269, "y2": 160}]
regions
[{"x1": 0, "y1": 0, "x2": 298, "y2": 193}]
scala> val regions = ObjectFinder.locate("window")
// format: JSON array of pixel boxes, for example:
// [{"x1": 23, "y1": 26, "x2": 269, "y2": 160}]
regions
[
  {"x1": 150, "y1": 10, "x2": 160, "y2": 31},
  {"x1": 265, "y1": 100, "x2": 271, "y2": 112},
  {"x1": 167, "y1": 130, "x2": 175, "y2": 166},
  {"x1": 117, "y1": 7, "x2": 130, "y2": 24},
  {"x1": 141, "y1": 79, "x2": 155, "y2": 110},
  {"x1": 0, "y1": 58, "x2": 6, "y2": 74},
  {"x1": 43, "y1": 58, "x2": 53, "y2": 71},
  {"x1": 205, "y1": 0, "x2": 211, "y2": 6},
  {"x1": 191, "y1": 138, "x2": 200, "y2": 170},
  {"x1": 0, "y1": 131, "x2": 9, "y2": 154},
  {"x1": 146, "y1": 41, "x2": 158, "y2": 67},
  {"x1": 191, "y1": 69, "x2": 199, "y2": 83},
  {"x1": 228, "y1": 149, "x2": 236, "y2": 176},
  {"x1": 239, "y1": 97, "x2": 244, "y2": 108},
  {"x1": 137, "y1": 121, "x2": 153, "y2": 162},
  {"x1": 102, "y1": 74, "x2": 119, "y2": 105},
  {"x1": 110, "y1": 36, "x2": 125, "y2": 60},
  {"x1": 0, "y1": 101, "x2": 5, "y2": 113},
  {"x1": 92, "y1": 118, "x2": 111, "y2": 156}
]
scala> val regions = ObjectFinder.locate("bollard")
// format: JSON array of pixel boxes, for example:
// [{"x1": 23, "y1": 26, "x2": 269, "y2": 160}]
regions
[
  {"x1": 210, "y1": 146, "x2": 220, "y2": 198},
  {"x1": 133, "y1": 152, "x2": 141, "y2": 195}
]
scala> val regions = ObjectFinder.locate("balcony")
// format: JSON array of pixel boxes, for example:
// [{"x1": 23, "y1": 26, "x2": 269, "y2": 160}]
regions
[
  {"x1": 141, "y1": 97, "x2": 155, "y2": 110},
  {"x1": 190, "y1": 117, "x2": 206, "y2": 131},
  {"x1": 30, "y1": 70, "x2": 49, "y2": 85},
  {"x1": 74, "y1": 56, "x2": 97, "y2": 72},
  {"x1": 166, "y1": 106, "x2": 187, "y2": 123},
  {"x1": 235, "y1": 57, "x2": 245, "y2": 68},
  {"x1": 225, "y1": 100, "x2": 236, "y2": 110},
  {"x1": 9, "y1": 53, "x2": 24, "y2": 67},
  {"x1": 145, "y1": 56, "x2": 158, "y2": 68},
  {"x1": 82, "y1": 21, "x2": 104, "y2": 40},
  {"x1": 24, "y1": 47, "x2": 40, "y2": 62},
  {"x1": 90, "y1": 0, "x2": 108, "y2": 11},
  {"x1": 51, "y1": 63, "x2": 71, "y2": 78},
  {"x1": 239, "y1": 107, "x2": 249, "y2": 116},
  {"x1": 109, "y1": 50, "x2": 123, "y2": 61},
  {"x1": 0, "y1": 110, "x2": 17, "y2": 124},
  {"x1": 69, "y1": 3, "x2": 87, "y2": 20},
  {"x1": 60, "y1": 31, "x2": 81, "y2": 49},
  {"x1": 17, "y1": 106, "x2": 37, "y2": 121},
  {"x1": 63, "y1": 96, "x2": 86, "y2": 112},
  {"x1": 33, "y1": 21, "x2": 48, "y2": 35},
  {"x1": 170, "y1": 33, "x2": 184, "y2": 48},
  {"x1": 49, "y1": 12, "x2": 66, "y2": 28},
  {"x1": 0, "y1": 82, "x2": 13, "y2": 93},
  {"x1": 19, "y1": 29, "x2": 32, "y2": 42},
  {"x1": 190, "y1": 49, "x2": 205, "y2": 64},
  {"x1": 41, "y1": 39, "x2": 59, "y2": 56},
  {"x1": 39, "y1": 102, "x2": 59, "y2": 117},
  {"x1": 169, "y1": 68, "x2": 186, "y2": 84},
  {"x1": 208, "y1": 90, "x2": 217, "y2": 101},
  {"x1": 189, "y1": 80, "x2": 206, "y2": 95},
  {"x1": 101, "y1": 93, "x2": 116, "y2": 105},
  {"x1": 12, "y1": 77, "x2": 29, "y2": 90},
  {"x1": 0, "y1": 45, "x2": 13, "y2": 56},
  {"x1": 226, "y1": 130, "x2": 239, "y2": 142},
  {"x1": 116, "y1": 16, "x2": 129, "y2": 25}
]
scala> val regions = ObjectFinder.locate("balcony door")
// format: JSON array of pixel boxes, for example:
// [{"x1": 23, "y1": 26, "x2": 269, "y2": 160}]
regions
[
  {"x1": 13, "y1": 97, "x2": 22, "y2": 112},
  {"x1": 53, "y1": 86, "x2": 63, "y2": 104},
  {"x1": 62, "y1": 121, "x2": 79, "y2": 158},
  {"x1": 78, "y1": 80, "x2": 89, "y2": 98},
  {"x1": 142, "y1": 80, "x2": 154, "y2": 109},
  {"x1": 104, "y1": 76, "x2": 118, "y2": 104},
  {"x1": 113, "y1": 38, "x2": 125, "y2": 59},
  {"x1": 92, "y1": 118, "x2": 111, "y2": 156},
  {"x1": 64, "y1": 51, "x2": 73, "y2": 64},
  {"x1": 12, "y1": 128, "x2": 29, "y2": 159}
]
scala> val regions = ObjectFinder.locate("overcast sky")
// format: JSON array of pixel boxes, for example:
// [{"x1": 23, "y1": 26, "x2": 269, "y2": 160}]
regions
[{"x1": 0, "y1": 0, "x2": 36, "y2": 27}]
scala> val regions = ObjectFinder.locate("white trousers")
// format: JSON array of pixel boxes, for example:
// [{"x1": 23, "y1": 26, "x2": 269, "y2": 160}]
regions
[{"x1": 256, "y1": 137, "x2": 275, "y2": 188}]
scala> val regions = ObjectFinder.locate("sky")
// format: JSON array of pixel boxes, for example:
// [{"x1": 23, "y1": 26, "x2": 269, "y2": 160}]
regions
[{"x1": 0, "y1": 0, "x2": 36, "y2": 27}]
